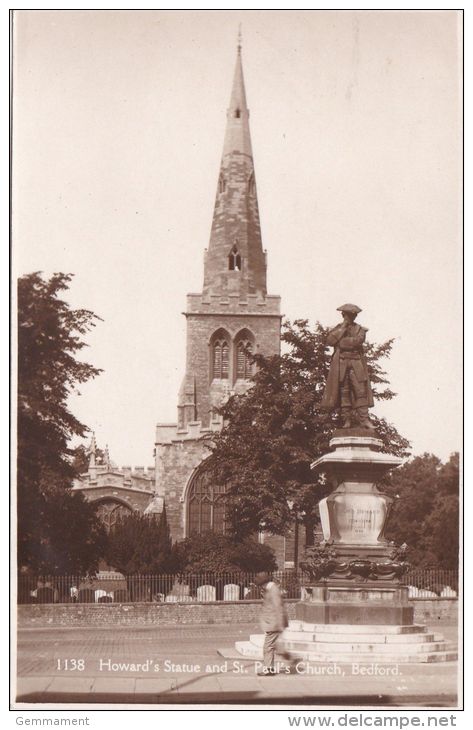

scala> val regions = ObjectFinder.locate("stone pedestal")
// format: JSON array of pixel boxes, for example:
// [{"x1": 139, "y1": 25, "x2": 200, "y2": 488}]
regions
[
  {"x1": 235, "y1": 431, "x2": 457, "y2": 664},
  {"x1": 292, "y1": 431, "x2": 412, "y2": 635},
  {"x1": 296, "y1": 584, "x2": 414, "y2": 626},
  {"x1": 314, "y1": 431, "x2": 401, "y2": 549}
]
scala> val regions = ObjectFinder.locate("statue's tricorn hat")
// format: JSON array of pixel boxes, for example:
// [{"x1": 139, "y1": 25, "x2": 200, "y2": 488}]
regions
[{"x1": 337, "y1": 303, "x2": 362, "y2": 314}]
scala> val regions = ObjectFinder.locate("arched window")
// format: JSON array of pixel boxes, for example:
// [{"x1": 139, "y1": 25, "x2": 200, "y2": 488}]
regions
[
  {"x1": 235, "y1": 108, "x2": 241, "y2": 119},
  {"x1": 187, "y1": 467, "x2": 227, "y2": 536},
  {"x1": 218, "y1": 174, "x2": 226, "y2": 194},
  {"x1": 95, "y1": 500, "x2": 133, "y2": 533},
  {"x1": 248, "y1": 172, "x2": 255, "y2": 195},
  {"x1": 228, "y1": 245, "x2": 242, "y2": 271},
  {"x1": 236, "y1": 339, "x2": 253, "y2": 379},
  {"x1": 212, "y1": 338, "x2": 229, "y2": 379}
]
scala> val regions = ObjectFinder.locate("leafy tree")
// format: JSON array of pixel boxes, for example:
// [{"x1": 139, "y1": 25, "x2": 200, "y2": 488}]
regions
[
  {"x1": 172, "y1": 532, "x2": 277, "y2": 573},
  {"x1": 71, "y1": 443, "x2": 105, "y2": 475},
  {"x1": 205, "y1": 319, "x2": 410, "y2": 541},
  {"x1": 35, "y1": 491, "x2": 108, "y2": 574},
  {"x1": 17, "y1": 272, "x2": 105, "y2": 572},
  {"x1": 383, "y1": 452, "x2": 459, "y2": 569},
  {"x1": 106, "y1": 509, "x2": 175, "y2": 574}
]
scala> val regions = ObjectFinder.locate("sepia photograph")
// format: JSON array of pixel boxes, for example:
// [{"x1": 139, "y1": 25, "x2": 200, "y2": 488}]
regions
[{"x1": 11, "y1": 9, "x2": 462, "y2": 711}]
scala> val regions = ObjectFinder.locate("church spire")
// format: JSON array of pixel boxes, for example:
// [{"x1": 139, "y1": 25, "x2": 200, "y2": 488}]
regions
[{"x1": 203, "y1": 40, "x2": 267, "y2": 299}]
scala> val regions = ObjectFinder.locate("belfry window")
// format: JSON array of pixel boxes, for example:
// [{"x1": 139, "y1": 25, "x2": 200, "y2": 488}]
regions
[
  {"x1": 213, "y1": 339, "x2": 229, "y2": 379},
  {"x1": 187, "y1": 469, "x2": 227, "y2": 536},
  {"x1": 236, "y1": 339, "x2": 253, "y2": 379},
  {"x1": 228, "y1": 245, "x2": 241, "y2": 271}
]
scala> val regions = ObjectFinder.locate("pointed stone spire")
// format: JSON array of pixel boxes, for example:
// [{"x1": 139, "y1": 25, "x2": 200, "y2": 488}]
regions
[
  {"x1": 88, "y1": 432, "x2": 97, "y2": 482},
  {"x1": 88, "y1": 433, "x2": 97, "y2": 468},
  {"x1": 222, "y1": 30, "x2": 252, "y2": 159},
  {"x1": 203, "y1": 38, "x2": 267, "y2": 299}
]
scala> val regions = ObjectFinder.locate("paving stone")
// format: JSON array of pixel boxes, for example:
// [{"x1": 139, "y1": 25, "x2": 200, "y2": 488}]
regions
[
  {"x1": 16, "y1": 676, "x2": 53, "y2": 699},
  {"x1": 135, "y1": 678, "x2": 177, "y2": 695},
  {"x1": 175, "y1": 676, "x2": 222, "y2": 694},
  {"x1": 91, "y1": 677, "x2": 136, "y2": 693},
  {"x1": 46, "y1": 676, "x2": 95, "y2": 693}
]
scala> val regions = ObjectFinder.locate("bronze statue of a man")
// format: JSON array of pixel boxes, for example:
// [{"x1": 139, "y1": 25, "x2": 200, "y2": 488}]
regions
[{"x1": 321, "y1": 303, "x2": 375, "y2": 430}]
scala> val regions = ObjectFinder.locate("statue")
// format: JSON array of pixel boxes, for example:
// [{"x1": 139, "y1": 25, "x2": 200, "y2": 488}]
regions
[{"x1": 321, "y1": 303, "x2": 375, "y2": 430}]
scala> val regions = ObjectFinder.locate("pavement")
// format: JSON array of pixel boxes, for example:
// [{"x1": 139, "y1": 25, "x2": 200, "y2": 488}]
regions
[{"x1": 14, "y1": 623, "x2": 460, "y2": 708}]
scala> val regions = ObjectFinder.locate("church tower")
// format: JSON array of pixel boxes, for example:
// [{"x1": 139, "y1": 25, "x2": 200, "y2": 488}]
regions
[{"x1": 155, "y1": 42, "x2": 282, "y2": 547}]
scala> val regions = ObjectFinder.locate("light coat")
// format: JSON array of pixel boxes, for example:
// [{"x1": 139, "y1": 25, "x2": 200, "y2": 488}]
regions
[{"x1": 259, "y1": 581, "x2": 289, "y2": 633}]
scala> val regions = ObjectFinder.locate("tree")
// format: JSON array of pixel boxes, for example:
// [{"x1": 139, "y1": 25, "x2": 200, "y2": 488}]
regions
[
  {"x1": 106, "y1": 510, "x2": 175, "y2": 574},
  {"x1": 35, "y1": 491, "x2": 108, "y2": 574},
  {"x1": 17, "y1": 272, "x2": 105, "y2": 572},
  {"x1": 383, "y1": 452, "x2": 459, "y2": 569},
  {"x1": 172, "y1": 533, "x2": 277, "y2": 573},
  {"x1": 71, "y1": 443, "x2": 105, "y2": 475},
  {"x1": 205, "y1": 319, "x2": 410, "y2": 541}
]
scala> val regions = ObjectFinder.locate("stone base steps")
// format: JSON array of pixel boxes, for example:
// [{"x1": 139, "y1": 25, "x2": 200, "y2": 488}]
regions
[
  {"x1": 235, "y1": 639, "x2": 457, "y2": 663},
  {"x1": 287, "y1": 621, "x2": 428, "y2": 635},
  {"x1": 234, "y1": 619, "x2": 458, "y2": 664},
  {"x1": 250, "y1": 631, "x2": 445, "y2": 646}
]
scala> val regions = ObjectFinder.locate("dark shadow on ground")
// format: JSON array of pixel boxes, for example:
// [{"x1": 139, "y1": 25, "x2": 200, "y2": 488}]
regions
[{"x1": 16, "y1": 692, "x2": 458, "y2": 706}]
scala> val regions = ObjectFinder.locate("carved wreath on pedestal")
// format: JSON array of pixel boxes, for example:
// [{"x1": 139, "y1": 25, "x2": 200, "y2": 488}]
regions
[{"x1": 300, "y1": 541, "x2": 410, "y2": 583}]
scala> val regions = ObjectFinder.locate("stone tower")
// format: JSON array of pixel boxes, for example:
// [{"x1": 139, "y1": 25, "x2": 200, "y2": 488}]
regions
[{"x1": 154, "y1": 42, "x2": 283, "y2": 554}]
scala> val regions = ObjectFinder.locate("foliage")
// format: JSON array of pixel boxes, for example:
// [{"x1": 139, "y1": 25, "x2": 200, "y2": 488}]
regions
[
  {"x1": 205, "y1": 319, "x2": 410, "y2": 540},
  {"x1": 172, "y1": 532, "x2": 277, "y2": 573},
  {"x1": 71, "y1": 444, "x2": 105, "y2": 475},
  {"x1": 105, "y1": 508, "x2": 175, "y2": 574},
  {"x1": 17, "y1": 272, "x2": 105, "y2": 572},
  {"x1": 33, "y1": 491, "x2": 108, "y2": 574},
  {"x1": 382, "y1": 452, "x2": 459, "y2": 569}
]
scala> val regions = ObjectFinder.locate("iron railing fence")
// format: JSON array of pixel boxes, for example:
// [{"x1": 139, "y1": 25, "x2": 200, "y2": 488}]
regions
[
  {"x1": 17, "y1": 568, "x2": 458, "y2": 605},
  {"x1": 404, "y1": 568, "x2": 459, "y2": 595}
]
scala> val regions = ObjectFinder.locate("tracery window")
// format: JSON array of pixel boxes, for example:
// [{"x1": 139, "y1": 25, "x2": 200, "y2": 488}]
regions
[
  {"x1": 95, "y1": 500, "x2": 133, "y2": 533},
  {"x1": 187, "y1": 468, "x2": 227, "y2": 536}
]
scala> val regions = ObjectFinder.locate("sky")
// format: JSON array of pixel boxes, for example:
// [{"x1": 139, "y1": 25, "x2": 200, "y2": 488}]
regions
[{"x1": 12, "y1": 9, "x2": 462, "y2": 467}]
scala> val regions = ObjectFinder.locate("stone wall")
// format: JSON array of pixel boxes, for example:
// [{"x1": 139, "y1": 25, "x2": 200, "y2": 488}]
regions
[
  {"x1": 413, "y1": 598, "x2": 459, "y2": 624},
  {"x1": 154, "y1": 437, "x2": 207, "y2": 540},
  {"x1": 17, "y1": 599, "x2": 457, "y2": 629}
]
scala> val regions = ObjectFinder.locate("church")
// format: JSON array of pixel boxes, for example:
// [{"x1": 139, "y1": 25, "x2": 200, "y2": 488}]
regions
[{"x1": 74, "y1": 42, "x2": 297, "y2": 567}]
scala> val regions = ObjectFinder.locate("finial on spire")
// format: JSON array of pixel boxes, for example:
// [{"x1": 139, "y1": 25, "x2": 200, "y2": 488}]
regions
[
  {"x1": 88, "y1": 432, "x2": 97, "y2": 468},
  {"x1": 237, "y1": 24, "x2": 242, "y2": 55}
]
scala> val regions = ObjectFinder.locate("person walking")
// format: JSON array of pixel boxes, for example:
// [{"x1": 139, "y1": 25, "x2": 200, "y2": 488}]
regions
[{"x1": 254, "y1": 572, "x2": 288, "y2": 676}]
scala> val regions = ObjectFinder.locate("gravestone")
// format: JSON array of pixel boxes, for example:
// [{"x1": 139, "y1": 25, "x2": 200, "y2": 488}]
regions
[
  {"x1": 196, "y1": 585, "x2": 216, "y2": 602},
  {"x1": 223, "y1": 583, "x2": 240, "y2": 601}
]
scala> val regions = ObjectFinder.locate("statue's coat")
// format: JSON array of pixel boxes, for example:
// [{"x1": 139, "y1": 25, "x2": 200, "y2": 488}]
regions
[{"x1": 321, "y1": 322, "x2": 374, "y2": 409}]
